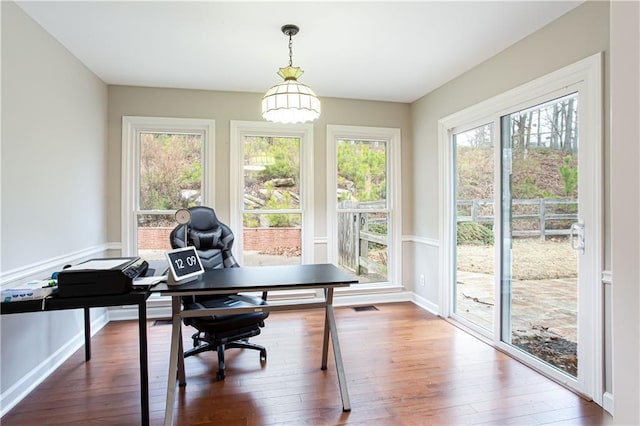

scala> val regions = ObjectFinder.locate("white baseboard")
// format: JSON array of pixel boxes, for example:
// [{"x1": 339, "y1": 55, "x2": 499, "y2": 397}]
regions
[
  {"x1": 107, "y1": 290, "x2": 415, "y2": 321},
  {"x1": 602, "y1": 391, "x2": 613, "y2": 415},
  {"x1": 333, "y1": 289, "x2": 412, "y2": 307},
  {"x1": 0, "y1": 311, "x2": 109, "y2": 417},
  {"x1": 411, "y1": 293, "x2": 439, "y2": 315},
  {"x1": 107, "y1": 304, "x2": 172, "y2": 321}
]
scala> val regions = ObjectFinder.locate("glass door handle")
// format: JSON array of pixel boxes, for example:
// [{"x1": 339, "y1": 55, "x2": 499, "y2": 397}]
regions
[{"x1": 570, "y1": 220, "x2": 585, "y2": 254}]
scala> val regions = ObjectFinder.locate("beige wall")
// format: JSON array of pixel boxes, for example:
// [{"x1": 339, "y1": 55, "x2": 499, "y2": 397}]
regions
[
  {"x1": 1, "y1": 1, "x2": 109, "y2": 403},
  {"x1": 106, "y1": 86, "x2": 412, "y2": 255},
  {"x1": 609, "y1": 0, "x2": 640, "y2": 423},
  {"x1": 4, "y1": 0, "x2": 638, "y2": 421},
  {"x1": 411, "y1": 0, "x2": 609, "y2": 240},
  {"x1": 1, "y1": 2, "x2": 109, "y2": 270},
  {"x1": 409, "y1": 0, "x2": 609, "y2": 310}
]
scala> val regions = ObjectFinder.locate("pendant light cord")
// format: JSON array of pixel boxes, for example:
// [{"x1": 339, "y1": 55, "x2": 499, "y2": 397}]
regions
[{"x1": 288, "y1": 34, "x2": 294, "y2": 67}]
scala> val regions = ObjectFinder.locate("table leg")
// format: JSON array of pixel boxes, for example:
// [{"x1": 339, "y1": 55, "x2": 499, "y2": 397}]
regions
[
  {"x1": 83, "y1": 307, "x2": 91, "y2": 361},
  {"x1": 164, "y1": 296, "x2": 182, "y2": 426},
  {"x1": 321, "y1": 289, "x2": 330, "y2": 370},
  {"x1": 324, "y1": 288, "x2": 351, "y2": 412},
  {"x1": 138, "y1": 300, "x2": 149, "y2": 426},
  {"x1": 177, "y1": 302, "x2": 186, "y2": 386}
]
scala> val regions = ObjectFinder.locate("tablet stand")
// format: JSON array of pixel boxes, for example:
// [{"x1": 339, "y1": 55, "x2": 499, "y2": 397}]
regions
[{"x1": 167, "y1": 274, "x2": 200, "y2": 286}]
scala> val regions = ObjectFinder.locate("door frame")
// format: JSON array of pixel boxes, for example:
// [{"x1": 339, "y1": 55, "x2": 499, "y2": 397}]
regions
[{"x1": 438, "y1": 53, "x2": 603, "y2": 402}]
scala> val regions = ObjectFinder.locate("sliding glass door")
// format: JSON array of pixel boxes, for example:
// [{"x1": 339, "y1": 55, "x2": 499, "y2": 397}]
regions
[
  {"x1": 501, "y1": 94, "x2": 580, "y2": 377},
  {"x1": 440, "y1": 55, "x2": 602, "y2": 400},
  {"x1": 453, "y1": 124, "x2": 495, "y2": 331}
]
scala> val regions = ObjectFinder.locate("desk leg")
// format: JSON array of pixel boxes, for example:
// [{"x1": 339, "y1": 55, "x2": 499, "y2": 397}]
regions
[
  {"x1": 321, "y1": 290, "x2": 330, "y2": 369},
  {"x1": 83, "y1": 308, "x2": 91, "y2": 361},
  {"x1": 324, "y1": 288, "x2": 351, "y2": 412},
  {"x1": 138, "y1": 301, "x2": 149, "y2": 426},
  {"x1": 164, "y1": 296, "x2": 182, "y2": 426},
  {"x1": 176, "y1": 302, "x2": 186, "y2": 386}
]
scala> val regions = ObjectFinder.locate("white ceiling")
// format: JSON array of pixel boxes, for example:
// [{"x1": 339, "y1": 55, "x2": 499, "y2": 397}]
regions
[{"x1": 17, "y1": 1, "x2": 583, "y2": 103}]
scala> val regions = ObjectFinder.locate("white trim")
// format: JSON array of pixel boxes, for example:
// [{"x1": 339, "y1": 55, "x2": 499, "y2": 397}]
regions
[
  {"x1": 0, "y1": 311, "x2": 109, "y2": 417},
  {"x1": 438, "y1": 120, "x2": 454, "y2": 318},
  {"x1": 602, "y1": 270, "x2": 612, "y2": 285},
  {"x1": 438, "y1": 53, "x2": 604, "y2": 403},
  {"x1": 1, "y1": 244, "x2": 112, "y2": 288},
  {"x1": 107, "y1": 289, "x2": 413, "y2": 321},
  {"x1": 121, "y1": 116, "x2": 216, "y2": 257},
  {"x1": 407, "y1": 235, "x2": 439, "y2": 248},
  {"x1": 334, "y1": 290, "x2": 412, "y2": 307},
  {"x1": 229, "y1": 120, "x2": 314, "y2": 265},
  {"x1": 412, "y1": 293, "x2": 439, "y2": 315},
  {"x1": 326, "y1": 125, "x2": 402, "y2": 287},
  {"x1": 602, "y1": 391, "x2": 614, "y2": 415}
]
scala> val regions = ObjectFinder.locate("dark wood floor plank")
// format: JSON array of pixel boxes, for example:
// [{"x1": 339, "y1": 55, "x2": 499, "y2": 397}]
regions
[{"x1": 2, "y1": 302, "x2": 604, "y2": 425}]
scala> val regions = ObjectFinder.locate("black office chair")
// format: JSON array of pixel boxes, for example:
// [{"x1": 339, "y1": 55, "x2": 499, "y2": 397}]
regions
[{"x1": 169, "y1": 206, "x2": 268, "y2": 380}]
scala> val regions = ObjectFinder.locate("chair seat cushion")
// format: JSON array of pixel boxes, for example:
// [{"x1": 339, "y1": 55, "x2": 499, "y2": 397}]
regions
[{"x1": 183, "y1": 294, "x2": 269, "y2": 332}]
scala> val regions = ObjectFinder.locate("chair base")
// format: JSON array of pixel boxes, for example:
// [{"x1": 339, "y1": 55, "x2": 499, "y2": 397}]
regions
[{"x1": 184, "y1": 338, "x2": 267, "y2": 380}]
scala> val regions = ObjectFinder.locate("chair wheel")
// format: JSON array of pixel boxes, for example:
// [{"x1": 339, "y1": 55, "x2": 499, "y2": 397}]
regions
[{"x1": 260, "y1": 349, "x2": 267, "y2": 361}]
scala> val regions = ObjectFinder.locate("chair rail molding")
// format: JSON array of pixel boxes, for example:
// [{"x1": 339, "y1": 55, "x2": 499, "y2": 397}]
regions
[
  {"x1": 404, "y1": 235, "x2": 439, "y2": 247},
  {"x1": 0, "y1": 244, "x2": 112, "y2": 288}
]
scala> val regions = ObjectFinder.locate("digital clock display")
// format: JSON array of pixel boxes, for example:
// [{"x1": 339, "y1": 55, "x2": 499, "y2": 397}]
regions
[{"x1": 165, "y1": 246, "x2": 204, "y2": 283}]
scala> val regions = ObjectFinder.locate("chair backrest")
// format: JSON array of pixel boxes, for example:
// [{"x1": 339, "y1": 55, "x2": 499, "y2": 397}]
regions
[{"x1": 169, "y1": 206, "x2": 239, "y2": 269}]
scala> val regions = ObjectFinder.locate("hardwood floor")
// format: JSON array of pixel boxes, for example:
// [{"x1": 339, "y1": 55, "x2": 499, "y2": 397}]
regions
[{"x1": 2, "y1": 302, "x2": 605, "y2": 425}]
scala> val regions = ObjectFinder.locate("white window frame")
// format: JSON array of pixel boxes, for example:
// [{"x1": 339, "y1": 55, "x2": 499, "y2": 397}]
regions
[
  {"x1": 326, "y1": 125, "x2": 402, "y2": 289},
  {"x1": 121, "y1": 116, "x2": 215, "y2": 256},
  {"x1": 438, "y1": 53, "x2": 603, "y2": 403},
  {"x1": 229, "y1": 120, "x2": 314, "y2": 266}
]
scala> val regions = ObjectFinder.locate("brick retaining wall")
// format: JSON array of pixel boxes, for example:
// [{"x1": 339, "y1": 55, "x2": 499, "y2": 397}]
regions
[
  {"x1": 242, "y1": 227, "x2": 301, "y2": 251},
  {"x1": 138, "y1": 227, "x2": 301, "y2": 251}
]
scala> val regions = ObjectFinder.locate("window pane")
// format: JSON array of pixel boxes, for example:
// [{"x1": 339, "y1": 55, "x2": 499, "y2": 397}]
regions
[
  {"x1": 501, "y1": 93, "x2": 579, "y2": 377},
  {"x1": 243, "y1": 136, "x2": 300, "y2": 210},
  {"x1": 242, "y1": 135, "x2": 302, "y2": 266},
  {"x1": 137, "y1": 213, "x2": 175, "y2": 261},
  {"x1": 454, "y1": 123, "x2": 495, "y2": 331},
  {"x1": 137, "y1": 131, "x2": 202, "y2": 262},
  {"x1": 336, "y1": 139, "x2": 387, "y2": 207},
  {"x1": 139, "y1": 132, "x2": 202, "y2": 210},
  {"x1": 242, "y1": 213, "x2": 301, "y2": 266},
  {"x1": 337, "y1": 211, "x2": 388, "y2": 282}
]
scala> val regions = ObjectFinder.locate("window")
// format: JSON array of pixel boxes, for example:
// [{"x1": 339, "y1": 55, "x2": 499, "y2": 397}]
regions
[
  {"x1": 327, "y1": 125, "x2": 402, "y2": 287},
  {"x1": 230, "y1": 121, "x2": 313, "y2": 266},
  {"x1": 121, "y1": 117, "x2": 215, "y2": 259}
]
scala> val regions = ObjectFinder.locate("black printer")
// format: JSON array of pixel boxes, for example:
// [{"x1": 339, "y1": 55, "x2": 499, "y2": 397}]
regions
[{"x1": 57, "y1": 257, "x2": 148, "y2": 298}]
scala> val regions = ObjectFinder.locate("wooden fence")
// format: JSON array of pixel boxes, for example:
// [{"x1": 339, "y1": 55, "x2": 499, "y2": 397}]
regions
[
  {"x1": 337, "y1": 200, "x2": 387, "y2": 277},
  {"x1": 457, "y1": 198, "x2": 578, "y2": 240}
]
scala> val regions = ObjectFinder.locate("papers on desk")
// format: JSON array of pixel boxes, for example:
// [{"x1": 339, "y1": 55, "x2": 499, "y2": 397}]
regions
[
  {"x1": 133, "y1": 276, "x2": 167, "y2": 286},
  {"x1": 2, "y1": 280, "x2": 54, "y2": 302}
]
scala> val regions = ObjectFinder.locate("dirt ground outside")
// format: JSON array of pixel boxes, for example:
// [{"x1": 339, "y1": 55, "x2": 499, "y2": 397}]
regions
[
  {"x1": 456, "y1": 237, "x2": 578, "y2": 376},
  {"x1": 456, "y1": 237, "x2": 577, "y2": 280}
]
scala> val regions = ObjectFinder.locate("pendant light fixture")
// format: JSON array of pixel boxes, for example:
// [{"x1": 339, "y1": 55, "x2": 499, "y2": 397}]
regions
[{"x1": 262, "y1": 24, "x2": 321, "y2": 124}]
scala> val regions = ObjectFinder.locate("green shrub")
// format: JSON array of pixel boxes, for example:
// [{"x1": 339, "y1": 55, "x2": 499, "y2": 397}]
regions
[
  {"x1": 457, "y1": 222, "x2": 494, "y2": 245},
  {"x1": 558, "y1": 155, "x2": 578, "y2": 196}
]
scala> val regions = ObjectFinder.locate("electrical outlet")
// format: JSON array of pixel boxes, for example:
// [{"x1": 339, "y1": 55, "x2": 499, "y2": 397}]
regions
[{"x1": 419, "y1": 274, "x2": 425, "y2": 287}]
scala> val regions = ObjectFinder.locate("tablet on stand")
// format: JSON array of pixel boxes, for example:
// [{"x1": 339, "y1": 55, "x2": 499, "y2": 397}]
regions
[{"x1": 165, "y1": 246, "x2": 204, "y2": 285}]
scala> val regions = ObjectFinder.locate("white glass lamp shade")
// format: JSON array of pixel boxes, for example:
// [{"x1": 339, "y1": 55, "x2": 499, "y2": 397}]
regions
[{"x1": 262, "y1": 66, "x2": 321, "y2": 124}]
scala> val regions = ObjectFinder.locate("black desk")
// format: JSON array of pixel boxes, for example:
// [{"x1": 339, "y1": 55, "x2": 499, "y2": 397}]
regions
[
  {"x1": 152, "y1": 263, "x2": 357, "y2": 426},
  {"x1": 1, "y1": 291, "x2": 151, "y2": 426}
]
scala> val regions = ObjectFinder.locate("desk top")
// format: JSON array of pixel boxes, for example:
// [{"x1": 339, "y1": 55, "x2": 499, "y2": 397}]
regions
[
  {"x1": 152, "y1": 263, "x2": 357, "y2": 295},
  {"x1": 0, "y1": 290, "x2": 150, "y2": 315}
]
